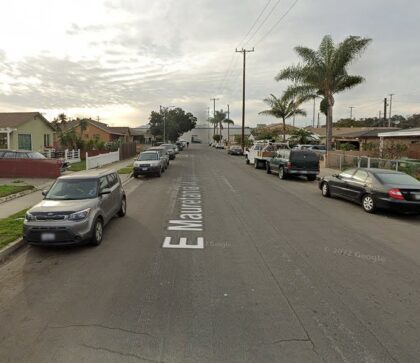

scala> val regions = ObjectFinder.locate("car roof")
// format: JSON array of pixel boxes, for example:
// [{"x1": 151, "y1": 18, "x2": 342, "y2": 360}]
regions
[
  {"x1": 357, "y1": 168, "x2": 404, "y2": 175},
  {"x1": 148, "y1": 146, "x2": 164, "y2": 150},
  {"x1": 141, "y1": 150, "x2": 159, "y2": 154},
  {"x1": 58, "y1": 169, "x2": 117, "y2": 180}
]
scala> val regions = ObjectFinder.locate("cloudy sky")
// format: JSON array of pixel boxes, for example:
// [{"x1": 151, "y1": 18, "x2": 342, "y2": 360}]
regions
[{"x1": 0, "y1": 0, "x2": 419, "y2": 128}]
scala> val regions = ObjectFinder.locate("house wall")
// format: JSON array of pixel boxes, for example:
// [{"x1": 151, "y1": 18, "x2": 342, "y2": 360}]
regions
[
  {"x1": 9, "y1": 116, "x2": 54, "y2": 151},
  {"x1": 72, "y1": 124, "x2": 112, "y2": 143}
]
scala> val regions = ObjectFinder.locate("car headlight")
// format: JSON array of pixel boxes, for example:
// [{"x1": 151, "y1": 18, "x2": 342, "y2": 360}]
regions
[
  {"x1": 133, "y1": 162, "x2": 140, "y2": 167},
  {"x1": 68, "y1": 208, "x2": 91, "y2": 221},
  {"x1": 25, "y1": 212, "x2": 35, "y2": 221}
]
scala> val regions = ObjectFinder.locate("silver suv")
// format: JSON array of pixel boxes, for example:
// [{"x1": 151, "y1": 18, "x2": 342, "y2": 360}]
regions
[
  {"x1": 23, "y1": 169, "x2": 126, "y2": 246},
  {"x1": 133, "y1": 151, "x2": 165, "y2": 177}
]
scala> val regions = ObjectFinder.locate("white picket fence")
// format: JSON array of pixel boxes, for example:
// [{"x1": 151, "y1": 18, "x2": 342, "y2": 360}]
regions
[
  {"x1": 43, "y1": 149, "x2": 81, "y2": 163},
  {"x1": 86, "y1": 149, "x2": 120, "y2": 170}
]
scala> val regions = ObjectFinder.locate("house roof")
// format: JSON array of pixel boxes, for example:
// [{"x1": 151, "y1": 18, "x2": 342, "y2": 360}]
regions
[
  {"x1": 0, "y1": 112, "x2": 55, "y2": 131},
  {"x1": 306, "y1": 127, "x2": 396, "y2": 138},
  {"x1": 336, "y1": 128, "x2": 400, "y2": 139},
  {"x1": 65, "y1": 119, "x2": 126, "y2": 135},
  {"x1": 107, "y1": 126, "x2": 130, "y2": 135},
  {"x1": 378, "y1": 127, "x2": 420, "y2": 137}
]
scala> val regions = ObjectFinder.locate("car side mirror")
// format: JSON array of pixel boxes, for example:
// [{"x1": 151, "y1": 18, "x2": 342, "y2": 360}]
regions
[
  {"x1": 100, "y1": 188, "x2": 111, "y2": 196},
  {"x1": 42, "y1": 190, "x2": 47, "y2": 196}
]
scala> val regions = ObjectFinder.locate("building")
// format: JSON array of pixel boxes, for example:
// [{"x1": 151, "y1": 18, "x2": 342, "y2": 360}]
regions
[
  {"x1": 378, "y1": 127, "x2": 420, "y2": 159},
  {"x1": 64, "y1": 119, "x2": 130, "y2": 143},
  {"x1": 130, "y1": 125, "x2": 156, "y2": 144},
  {"x1": 180, "y1": 124, "x2": 252, "y2": 144},
  {"x1": 334, "y1": 128, "x2": 400, "y2": 150},
  {"x1": 0, "y1": 112, "x2": 55, "y2": 151}
]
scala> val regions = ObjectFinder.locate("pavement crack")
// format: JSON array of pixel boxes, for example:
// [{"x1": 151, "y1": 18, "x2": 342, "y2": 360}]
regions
[
  {"x1": 81, "y1": 343, "x2": 161, "y2": 362},
  {"x1": 48, "y1": 323, "x2": 156, "y2": 338},
  {"x1": 273, "y1": 338, "x2": 310, "y2": 344}
]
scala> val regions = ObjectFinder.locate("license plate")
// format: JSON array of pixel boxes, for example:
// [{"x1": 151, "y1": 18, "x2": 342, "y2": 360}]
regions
[
  {"x1": 141, "y1": 167, "x2": 148, "y2": 171},
  {"x1": 413, "y1": 193, "x2": 420, "y2": 200},
  {"x1": 41, "y1": 233, "x2": 55, "y2": 241}
]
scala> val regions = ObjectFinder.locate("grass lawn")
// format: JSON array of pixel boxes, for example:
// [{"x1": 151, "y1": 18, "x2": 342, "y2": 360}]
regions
[
  {"x1": 68, "y1": 160, "x2": 86, "y2": 171},
  {"x1": 118, "y1": 166, "x2": 133, "y2": 174},
  {"x1": 0, "y1": 209, "x2": 27, "y2": 249},
  {"x1": 0, "y1": 185, "x2": 34, "y2": 198}
]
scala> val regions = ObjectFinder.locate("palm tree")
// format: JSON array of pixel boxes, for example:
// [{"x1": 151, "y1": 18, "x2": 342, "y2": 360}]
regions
[
  {"x1": 259, "y1": 93, "x2": 307, "y2": 141},
  {"x1": 275, "y1": 35, "x2": 371, "y2": 151},
  {"x1": 209, "y1": 117, "x2": 218, "y2": 137},
  {"x1": 289, "y1": 128, "x2": 318, "y2": 145},
  {"x1": 223, "y1": 119, "x2": 234, "y2": 144}
]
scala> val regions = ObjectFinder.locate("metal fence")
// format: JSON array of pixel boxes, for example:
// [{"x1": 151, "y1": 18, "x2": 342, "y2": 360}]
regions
[
  {"x1": 43, "y1": 149, "x2": 81, "y2": 163},
  {"x1": 327, "y1": 153, "x2": 420, "y2": 179},
  {"x1": 86, "y1": 149, "x2": 120, "y2": 170}
]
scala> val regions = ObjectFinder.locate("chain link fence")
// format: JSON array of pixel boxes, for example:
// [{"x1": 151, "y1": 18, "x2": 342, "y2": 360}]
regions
[{"x1": 327, "y1": 153, "x2": 420, "y2": 179}]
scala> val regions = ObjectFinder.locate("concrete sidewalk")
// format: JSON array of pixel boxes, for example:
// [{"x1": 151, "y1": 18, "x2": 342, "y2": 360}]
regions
[{"x1": 0, "y1": 159, "x2": 133, "y2": 219}]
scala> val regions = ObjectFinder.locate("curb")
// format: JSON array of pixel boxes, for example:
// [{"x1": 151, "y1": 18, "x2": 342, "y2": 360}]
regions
[
  {"x1": 0, "y1": 238, "x2": 26, "y2": 264},
  {"x1": 0, "y1": 188, "x2": 37, "y2": 205}
]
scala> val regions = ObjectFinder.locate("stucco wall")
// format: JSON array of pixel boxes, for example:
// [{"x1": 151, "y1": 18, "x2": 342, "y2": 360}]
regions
[
  {"x1": 73, "y1": 124, "x2": 112, "y2": 143},
  {"x1": 9, "y1": 116, "x2": 54, "y2": 151}
]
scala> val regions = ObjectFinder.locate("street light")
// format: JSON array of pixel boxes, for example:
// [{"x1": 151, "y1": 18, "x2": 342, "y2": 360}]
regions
[{"x1": 159, "y1": 105, "x2": 175, "y2": 142}]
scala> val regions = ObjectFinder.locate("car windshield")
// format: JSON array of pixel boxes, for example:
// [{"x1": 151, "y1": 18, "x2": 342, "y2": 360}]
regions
[
  {"x1": 376, "y1": 173, "x2": 420, "y2": 185},
  {"x1": 45, "y1": 179, "x2": 98, "y2": 200},
  {"x1": 138, "y1": 153, "x2": 158, "y2": 161}
]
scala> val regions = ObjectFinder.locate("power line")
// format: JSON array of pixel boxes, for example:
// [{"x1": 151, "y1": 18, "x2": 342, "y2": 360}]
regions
[
  {"x1": 255, "y1": 0, "x2": 299, "y2": 46},
  {"x1": 243, "y1": 0, "x2": 283, "y2": 47}
]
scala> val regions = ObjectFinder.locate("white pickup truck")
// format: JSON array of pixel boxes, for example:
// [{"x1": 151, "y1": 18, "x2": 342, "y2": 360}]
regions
[{"x1": 245, "y1": 141, "x2": 290, "y2": 169}]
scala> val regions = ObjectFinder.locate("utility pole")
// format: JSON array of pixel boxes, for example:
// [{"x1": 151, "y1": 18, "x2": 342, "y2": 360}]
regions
[
  {"x1": 388, "y1": 93, "x2": 394, "y2": 127},
  {"x1": 349, "y1": 106, "x2": 355, "y2": 120},
  {"x1": 383, "y1": 98, "x2": 388, "y2": 127},
  {"x1": 159, "y1": 105, "x2": 175, "y2": 142},
  {"x1": 227, "y1": 104, "x2": 230, "y2": 144},
  {"x1": 236, "y1": 47, "x2": 254, "y2": 151},
  {"x1": 293, "y1": 115, "x2": 295, "y2": 127},
  {"x1": 312, "y1": 98, "x2": 316, "y2": 127},
  {"x1": 207, "y1": 107, "x2": 210, "y2": 144},
  {"x1": 210, "y1": 98, "x2": 219, "y2": 138},
  {"x1": 317, "y1": 112, "x2": 320, "y2": 128},
  {"x1": 379, "y1": 110, "x2": 382, "y2": 119}
]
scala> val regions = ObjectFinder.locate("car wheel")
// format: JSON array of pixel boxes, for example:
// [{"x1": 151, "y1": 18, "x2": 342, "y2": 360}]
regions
[
  {"x1": 254, "y1": 160, "x2": 259, "y2": 169},
  {"x1": 362, "y1": 194, "x2": 376, "y2": 213},
  {"x1": 133, "y1": 173, "x2": 138, "y2": 178},
  {"x1": 279, "y1": 167, "x2": 287, "y2": 180},
  {"x1": 321, "y1": 182, "x2": 330, "y2": 197},
  {"x1": 246, "y1": 158, "x2": 250, "y2": 165},
  {"x1": 156, "y1": 168, "x2": 162, "y2": 177},
  {"x1": 307, "y1": 175, "x2": 316, "y2": 181},
  {"x1": 266, "y1": 163, "x2": 271, "y2": 174},
  {"x1": 90, "y1": 218, "x2": 104, "y2": 246},
  {"x1": 118, "y1": 197, "x2": 126, "y2": 217}
]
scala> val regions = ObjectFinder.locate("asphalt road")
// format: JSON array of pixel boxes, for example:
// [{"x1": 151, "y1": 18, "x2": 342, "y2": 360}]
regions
[{"x1": 1, "y1": 145, "x2": 420, "y2": 362}]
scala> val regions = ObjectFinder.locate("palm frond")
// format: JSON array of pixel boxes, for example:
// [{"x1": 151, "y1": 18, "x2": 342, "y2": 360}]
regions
[{"x1": 275, "y1": 65, "x2": 305, "y2": 82}]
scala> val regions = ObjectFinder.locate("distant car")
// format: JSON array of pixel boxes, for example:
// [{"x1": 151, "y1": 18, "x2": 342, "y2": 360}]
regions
[
  {"x1": 319, "y1": 168, "x2": 420, "y2": 214},
  {"x1": 133, "y1": 151, "x2": 165, "y2": 177},
  {"x1": 175, "y1": 141, "x2": 184, "y2": 151},
  {"x1": 23, "y1": 169, "x2": 126, "y2": 246},
  {"x1": 160, "y1": 144, "x2": 176, "y2": 160},
  {"x1": 147, "y1": 147, "x2": 169, "y2": 168},
  {"x1": 266, "y1": 149, "x2": 320, "y2": 181},
  {"x1": 0, "y1": 150, "x2": 69, "y2": 172},
  {"x1": 228, "y1": 145, "x2": 243, "y2": 155},
  {"x1": 215, "y1": 143, "x2": 225, "y2": 149}
]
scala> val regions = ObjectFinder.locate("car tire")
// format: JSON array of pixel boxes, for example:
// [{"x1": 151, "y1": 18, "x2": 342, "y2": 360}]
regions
[
  {"x1": 279, "y1": 167, "x2": 287, "y2": 180},
  {"x1": 254, "y1": 160, "x2": 259, "y2": 169},
  {"x1": 307, "y1": 175, "x2": 316, "y2": 181},
  {"x1": 266, "y1": 163, "x2": 271, "y2": 174},
  {"x1": 362, "y1": 194, "x2": 376, "y2": 213},
  {"x1": 90, "y1": 218, "x2": 104, "y2": 246},
  {"x1": 156, "y1": 168, "x2": 162, "y2": 177},
  {"x1": 133, "y1": 173, "x2": 138, "y2": 178},
  {"x1": 118, "y1": 197, "x2": 126, "y2": 217},
  {"x1": 321, "y1": 182, "x2": 330, "y2": 197},
  {"x1": 246, "y1": 158, "x2": 250, "y2": 165}
]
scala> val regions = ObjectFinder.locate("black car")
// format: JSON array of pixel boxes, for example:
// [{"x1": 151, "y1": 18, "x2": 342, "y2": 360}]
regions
[
  {"x1": 228, "y1": 145, "x2": 243, "y2": 155},
  {"x1": 267, "y1": 149, "x2": 319, "y2": 181},
  {"x1": 319, "y1": 168, "x2": 420, "y2": 214}
]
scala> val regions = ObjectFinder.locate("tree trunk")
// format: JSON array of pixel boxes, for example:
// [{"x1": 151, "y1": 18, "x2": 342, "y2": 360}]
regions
[
  {"x1": 228, "y1": 123, "x2": 230, "y2": 145},
  {"x1": 326, "y1": 103, "x2": 334, "y2": 152},
  {"x1": 282, "y1": 117, "x2": 286, "y2": 142}
]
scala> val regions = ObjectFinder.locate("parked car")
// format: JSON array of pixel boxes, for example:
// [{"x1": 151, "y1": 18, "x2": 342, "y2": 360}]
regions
[
  {"x1": 23, "y1": 169, "x2": 126, "y2": 246},
  {"x1": 133, "y1": 151, "x2": 165, "y2": 177},
  {"x1": 228, "y1": 145, "x2": 243, "y2": 155},
  {"x1": 245, "y1": 142, "x2": 290, "y2": 168},
  {"x1": 160, "y1": 144, "x2": 176, "y2": 160},
  {"x1": 266, "y1": 149, "x2": 320, "y2": 181},
  {"x1": 0, "y1": 149, "x2": 69, "y2": 172},
  {"x1": 147, "y1": 147, "x2": 169, "y2": 168},
  {"x1": 319, "y1": 168, "x2": 420, "y2": 214},
  {"x1": 215, "y1": 143, "x2": 225, "y2": 149},
  {"x1": 175, "y1": 141, "x2": 184, "y2": 151}
]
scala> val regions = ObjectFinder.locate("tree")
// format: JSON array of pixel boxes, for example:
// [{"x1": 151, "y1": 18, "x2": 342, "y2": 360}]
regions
[
  {"x1": 259, "y1": 93, "x2": 307, "y2": 141},
  {"x1": 149, "y1": 107, "x2": 197, "y2": 142},
  {"x1": 288, "y1": 129, "x2": 318, "y2": 145},
  {"x1": 79, "y1": 119, "x2": 88, "y2": 137},
  {"x1": 213, "y1": 134, "x2": 222, "y2": 142},
  {"x1": 213, "y1": 111, "x2": 226, "y2": 139},
  {"x1": 275, "y1": 35, "x2": 371, "y2": 151},
  {"x1": 223, "y1": 118, "x2": 234, "y2": 143}
]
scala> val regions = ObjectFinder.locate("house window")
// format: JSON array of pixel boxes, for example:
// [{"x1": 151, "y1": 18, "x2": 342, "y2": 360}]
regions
[
  {"x1": 0, "y1": 133, "x2": 7, "y2": 149},
  {"x1": 43, "y1": 134, "x2": 51, "y2": 147},
  {"x1": 18, "y1": 134, "x2": 32, "y2": 150}
]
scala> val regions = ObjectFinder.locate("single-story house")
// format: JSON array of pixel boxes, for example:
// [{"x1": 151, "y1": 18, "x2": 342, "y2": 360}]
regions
[
  {"x1": 378, "y1": 127, "x2": 420, "y2": 159},
  {"x1": 64, "y1": 119, "x2": 130, "y2": 144},
  {"x1": 0, "y1": 112, "x2": 55, "y2": 151},
  {"x1": 334, "y1": 128, "x2": 400, "y2": 150},
  {"x1": 130, "y1": 126, "x2": 156, "y2": 144}
]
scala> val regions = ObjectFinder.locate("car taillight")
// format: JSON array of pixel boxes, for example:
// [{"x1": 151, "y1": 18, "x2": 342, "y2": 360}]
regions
[
  {"x1": 388, "y1": 188, "x2": 404, "y2": 200},
  {"x1": 287, "y1": 162, "x2": 292, "y2": 168}
]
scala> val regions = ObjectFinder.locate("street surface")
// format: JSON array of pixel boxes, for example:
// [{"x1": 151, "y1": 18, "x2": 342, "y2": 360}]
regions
[{"x1": 1, "y1": 145, "x2": 420, "y2": 362}]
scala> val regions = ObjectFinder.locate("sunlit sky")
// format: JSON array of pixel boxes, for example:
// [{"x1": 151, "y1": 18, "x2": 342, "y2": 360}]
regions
[{"x1": 0, "y1": 0, "x2": 419, "y2": 128}]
